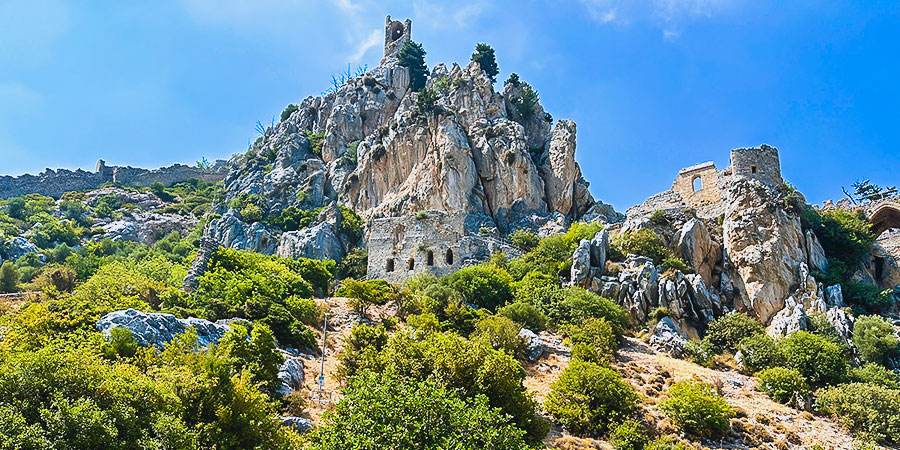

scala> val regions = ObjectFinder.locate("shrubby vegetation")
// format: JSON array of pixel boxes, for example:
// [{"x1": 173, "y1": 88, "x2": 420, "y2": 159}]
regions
[
  {"x1": 659, "y1": 380, "x2": 732, "y2": 437},
  {"x1": 756, "y1": 367, "x2": 810, "y2": 404},
  {"x1": 544, "y1": 360, "x2": 639, "y2": 436},
  {"x1": 817, "y1": 382, "x2": 900, "y2": 445}
]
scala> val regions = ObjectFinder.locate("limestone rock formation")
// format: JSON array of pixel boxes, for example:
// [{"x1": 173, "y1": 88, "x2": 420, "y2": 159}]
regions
[
  {"x1": 98, "y1": 212, "x2": 197, "y2": 245},
  {"x1": 96, "y1": 308, "x2": 232, "y2": 348},
  {"x1": 277, "y1": 358, "x2": 306, "y2": 396},
  {"x1": 519, "y1": 328, "x2": 544, "y2": 362},
  {"x1": 649, "y1": 317, "x2": 687, "y2": 357},
  {"x1": 676, "y1": 218, "x2": 721, "y2": 286}
]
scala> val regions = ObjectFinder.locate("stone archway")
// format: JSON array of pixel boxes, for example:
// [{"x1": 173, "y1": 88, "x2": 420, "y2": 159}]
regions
[{"x1": 870, "y1": 202, "x2": 900, "y2": 236}]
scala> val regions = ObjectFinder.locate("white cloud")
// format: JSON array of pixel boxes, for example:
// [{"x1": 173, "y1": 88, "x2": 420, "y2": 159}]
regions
[
  {"x1": 579, "y1": 0, "x2": 736, "y2": 37},
  {"x1": 349, "y1": 29, "x2": 381, "y2": 62},
  {"x1": 412, "y1": 0, "x2": 493, "y2": 30}
]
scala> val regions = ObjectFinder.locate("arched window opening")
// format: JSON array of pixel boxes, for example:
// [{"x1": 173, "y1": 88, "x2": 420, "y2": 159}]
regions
[
  {"x1": 408, "y1": 258, "x2": 415, "y2": 270},
  {"x1": 692, "y1": 176, "x2": 702, "y2": 192},
  {"x1": 445, "y1": 249, "x2": 454, "y2": 265},
  {"x1": 386, "y1": 258, "x2": 395, "y2": 272},
  {"x1": 427, "y1": 250, "x2": 434, "y2": 266}
]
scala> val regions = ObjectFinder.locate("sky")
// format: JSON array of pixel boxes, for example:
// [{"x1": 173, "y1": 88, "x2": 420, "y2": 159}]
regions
[{"x1": 1, "y1": 0, "x2": 898, "y2": 211}]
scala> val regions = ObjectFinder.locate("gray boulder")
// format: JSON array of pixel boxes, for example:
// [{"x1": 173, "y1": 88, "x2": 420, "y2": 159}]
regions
[
  {"x1": 590, "y1": 229, "x2": 608, "y2": 270},
  {"x1": 649, "y1": 317, "x2": 687, "y2": 357},
  {"x1": 6, "y1": 236, "x2": 41, "y2": 261},
  {"x1": 277, "y1": 221, "x2": 344, "y2": 261},
  {"x1": 277, "y1": 358, "x2": 306, "y2": 396},
  {"x1": 518, "y1": 328, "x2": 543, "y2": 361},
  {"x1": 96, "y1": 308, "x2": 232, "y2": 348},
  {"x1": 677, "y1": 218, "x2": 721, "y2": 286},
  {"x1": 570, "y1": 239, "x2": 592, "y2": 287},
  {"x1": 281, "y1": 416, "x2": 313, "y2": 433},
  {"x1": 766, "y1": 296, "x2": 809, "y2": 337}
]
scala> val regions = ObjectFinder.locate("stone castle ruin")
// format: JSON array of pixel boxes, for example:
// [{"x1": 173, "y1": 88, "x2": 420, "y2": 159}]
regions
[
  {"x1": 0, "y1": 159, "x2": 227, "y2": 199},
  {"x1": 629, "y1": 144, "x2": 783, "y2": 219},
  {"x1": 383, "y1": 16, "x2": 412, "y2": 62}
]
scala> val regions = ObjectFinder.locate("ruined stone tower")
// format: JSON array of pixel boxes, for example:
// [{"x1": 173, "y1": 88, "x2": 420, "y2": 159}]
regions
[
  {"x1": 730, "y1": 144, "x2": 782, "y2": 187},
  {"x1": 383, "y1": 16, "x2": 411, "y2": 60}
]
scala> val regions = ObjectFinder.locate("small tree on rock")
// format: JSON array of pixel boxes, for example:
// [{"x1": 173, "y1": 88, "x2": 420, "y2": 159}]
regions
[
  {"x1": 397, "y1": 41, "x2": 427, "y2": 92},
  {"x1": 471, "y1": 43, "x2": 499, "y2": 82}
]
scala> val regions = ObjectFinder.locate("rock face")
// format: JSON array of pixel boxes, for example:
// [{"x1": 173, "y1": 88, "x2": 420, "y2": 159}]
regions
[
  {"x1": 723, "y1": 177, "x2": 806, "y2": 324},
  {"x1": 98, "y1": 212, "x2": 197, "y2": 245},
  {"x1": 649, "y1": 317, "x2": 687, "y2": 357},
  {"x1": 804, "y1": 229, "x2": 828, "y2": 273},
  {"x1": 676, "y1": 219, "x2": 721, "y2": 286},
  {"x1": 96, "y1": 308, "x2": 232, "y2": 348},
  {"x1": 277, "y1": 358, "x2": 306, "y2": 396}
]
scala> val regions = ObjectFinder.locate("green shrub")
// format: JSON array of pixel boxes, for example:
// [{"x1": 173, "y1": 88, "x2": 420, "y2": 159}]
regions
[
  {"x1": 415, "y1": 88, "x2": 438, "y2": 114},
  {"x1": 645, "y1": 437, "x2": 689, "y2": 450},
  {"x1": 305, "y1": 131, "x2": 325, "y2": 156},
  {"x1": 337, "y1": 247, "x2": 367, "y2": 280},
  {"x1": 545, "y1": 360, "x2": 639, "y2": 436},
  {"x1": 265, "y1": 206, "x2": 322, "y2": 232},
  {"x1": 0, "y1": 261, "x2": 19, "y2": 293},
  {"x1": 849, "y1": 363, "x2": 900, "y2": 389},
  {"x1": 817, "y1": 382, "x2": 900, "y2": 445},
  {"x1": 442, "y1": 264, "x2": 514, "y2": 311},
  {"x1": 100, "y1": 326, "x2": 138, "y2": 360},
  {"x1": 561, "y1": 318, "x2": 617, "y2": 363},
  {"x1": 807, "y1": 311, "x2": 845, "y2": 345},
  {"x1": 512, "y1": 271, "x2": 564, "y2": 312},
  {"x1": 555, "y1": 288, "x2": 630, "y2": 335},
  {"x1": 684, "y1": 338, "x2": 715, "y2": 367},
  {"x1": 704, "y1": 312, "x2": 765, "y2": 353},
  {"x1": 737, "y1": 333, "x2": 781, "y2": 374},
  {"x1": 780, "y1": 331, "x2": 847, "y2": 386},
  {"x1": 756, "y1": 367, "x2": 810, "y2": 404},
  {"x1": 470, "y1": 43, "x2": 499, "y2": 82},
  {"x1": 498, "y1": 302, "x2": 548, "y2": 332},
  {"x1": 659, "y1": 380, "x2": 733, "y2": 437},
  {"x1": 659, "y1": 256, "x2": 691, "y2": 274},
  {"x1": 280, "y1": 103, "x2": 299, "y2": 122},
  {"x1": 852, "y1": 315, "x2": 900, "y2": 365},
  {"x1": 612, "y1": 229, "x2": 668, "y2": 263},
  {"x1": 508, "y1": 228, "x2": 539, "y2": 252},
  {"x1": 307, "y1": 373, "x2": 529, "y2": 450},
  {"x1": 217, "y1": 322, "x2": 284, "y2": 395},
  {"x1": 397, "y1": 40, "x2": 428, "y2": 92},
  {"x1": 649, "y1": 209, "x2": 668, "y2": 225},
  {"x1": 336, "y1": 324, "x2": 388, "y2": 380},
  {"x1": 814, "y1": 209, "x2": 874, "y2": 267},
  {"x1": 512, "y1": 82, "x2": 540, "y2": 119},
  {"x1": 336, "y1": 279, "x2": 399, "y2": 316},
  {"x1": 472, "y1": 315, "x2": 525, "y2": 358},
  {"x1": 415, "y1": 210, "x2": 429, "y2": 220},
  {"x1": 612, "y1": 420, "x2": 649, "y2": 450}
]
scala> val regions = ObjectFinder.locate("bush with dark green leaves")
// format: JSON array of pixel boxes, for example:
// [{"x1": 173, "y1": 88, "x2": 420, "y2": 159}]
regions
[
  {"x1": 508, "y1": 228, "x2": 539, "y2": 253},
  {"x1": 554, "y1": 287, "x2": 630, "y2": 335},
  {"x1": 852, "y1": 315, "x2": 900, "y2": 365},
  {"x1": 472, "y1": 315, "x2": 525, "y2": 358},
  {"x1": 612, "y1": 229, "x2": 668, "y2": 264},
  {"x1": 281, "y1": 103, "x2": 299, "y2": 122},
  {"x1": 659, "y1": 380, "x2": 732, "y2": 437},
  {"x1": 216, "y1": 322, "x2": 284, "y2": 395},
  {"x1": 512, "y1": 82, "x2": 540, "y2": 120},
  {"x1": 100, "y1": 326, "x2": 138, "y2": 360},
  {"x1": 498, "y1": 302, "x2": 548, "y2": 332},
  {"x1": 415, "y1": 87, "x2": 438, "y2": 115},
  {"x1": 337, "y1": 247, "x2": 367, "y2": 280},
  {"x1": 336, "y1": 323, "x2": 389, "y2": 380},
  {"x1": 817, "y1": 382, "x2": 900, "y2": 445},
  {"x1": 736, "y1": 333, "x2": 781, "y2": 374},
  {"x1": 645, "y1": 437, "x2": 689, "y2": 450},
  {"x1": 612, "y1": 420, "x2": 649, "y2": 450},
  {"x1": 849, "y1": 363, "x2": 900, "y2": 389},
  {"x1": 307, "y1": 373, "x2": 529, "y2": 450},
  {"x1": 544, "y1": 360, "x2": 639, "y2": 436},
  {"x1": 397, "y1": 40, "x2": 427, "y2": 92},
  {"x1": 336, "y1": 278, "x2": 399, "y2": 316},
  {"x1": 442, "y1": 263, "x2": 514, "y2": 311},
  {"x1": 659, "y1": 256, "x2": 691, "y2": 274},
  {"x1": 756, "y1": 367, "x2": 810, "y2": 404},
  {"x1": 704, "y1": 312, "x2": 765, "y2": 353},
  {"x1": 812, "y1": 209, "x2": 874, "y2": 267},
  {"x1": 779, "y1": 331, "x2": 847, "y2": 386},
  {"x1": 470, "y1": 43, "x2": 499, "y2": 82},
  {"x1": 0, "y1": 261, "x2": 18, "y2": 293},
  {"x1": 561, "y1": 317, "x2": 617, "y2": 363}
]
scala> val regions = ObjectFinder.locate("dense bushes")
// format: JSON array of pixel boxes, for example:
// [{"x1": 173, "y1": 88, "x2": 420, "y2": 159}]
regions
[
  {"x1": 779, "y1": 331, "x2": 847, "y2": 386},
  {"x1": 612, "y1": 420, "x2": 649, "y2": 450},
  {"x1": 849, "y1": 363, "x2": 900, "y2": 389},
  {"x1": 737, "y1": 333, "x2": 781, "y2": 374},
  {"x1": 307, "y1": 373, "x2": 529, "y2": 450},
  {"x1": 336, "y1": 278, "x2": 398, "y2": 316},
  {"x1": 811, "y1": 209, "x2": 874, "y2": 267},
  {"x1": 756, "y1": 367, "x2": 810, "y2": 404},
  {"x1": 817, "y1": 382, "x2": 900, "y2": 445},
  {"x1": 498, "y1": 302, "x2": 548, "y2": 332},
  {"x1": 612, "y1": 229, "x2": 668, "y2": 264},
  {"x1": 659, "y1": 380, "x2": 733, "y2": 437},
  {"x1": 544, "y1": 360, "x2": 639, "y2": 436},
  {"x1": 442, "y1": 264, "x2": 514, "y2": 311},
  {"x1": 852, "y1": 315, "x2": 899, "y2": 365},
  {"x1": 562, "y1": 318, "x2": 617, "y2": 363},
  {"x1": 472, "y1": 315, "x2": 525, "y2": 357},
  {"x1": 704, "y1": 312, "x2": 765, "y2": 353}
]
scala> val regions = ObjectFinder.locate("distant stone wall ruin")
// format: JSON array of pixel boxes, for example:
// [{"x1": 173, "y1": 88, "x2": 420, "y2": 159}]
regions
[
  {"x1": 671, "y1": 161, "x2": 722, "y2": 210},
  {"x1": 0, "y1": 159, "x2": 228, "y2": 199}
]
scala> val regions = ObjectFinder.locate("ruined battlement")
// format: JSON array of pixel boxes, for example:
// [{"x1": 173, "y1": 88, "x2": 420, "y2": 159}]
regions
[
  {"x1": 383, "y1": 15, "x2": 412, "y2": 62},
  {"x1": 730, "y1": 144, "x2": 782, "y2": 187},
  {"x1": 0, "y1": 159, "x2": 228, "y2": 199}
]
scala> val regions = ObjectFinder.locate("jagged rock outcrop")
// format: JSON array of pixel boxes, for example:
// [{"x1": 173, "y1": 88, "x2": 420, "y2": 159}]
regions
[
  {"x1": 676, "y1": 219, "x2": 721, "y2": 286},
  {"x1": 277, "y1": 358, "x2": 306, "y2": 396},
  {"x1": 723, "y1": 177, "x2": 806, "y2": 324},
  {"x1": 98, "y1": 212, "x2": 197, "y2": 245},
  {"x1": 571, "y1": 239, "x2": 592, "y2": 287},
  {"x1": 96, "y1": 308, "x2": 232, "y2": 348},
  {"x1": 649, "y1": 317, "x2": 687, "y2": 357},
  {"x1": 804, "y1": 229, "x2": 828, "y2": 273}
]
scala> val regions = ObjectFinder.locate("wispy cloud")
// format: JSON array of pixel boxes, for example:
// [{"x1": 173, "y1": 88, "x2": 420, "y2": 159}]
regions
[
  {"x1": 349, "y1": 29, "x2": 381, "y2": 62},
  {"x1": 412, "y1": 0, "x2": 493, "y2": 30},
  {"x1": 580, "y1": 0, "x2": 736, "y2": 38}
]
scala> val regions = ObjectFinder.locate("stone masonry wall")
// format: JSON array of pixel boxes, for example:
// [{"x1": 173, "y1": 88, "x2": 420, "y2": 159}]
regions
[
  {"x1": 730, "y1": 144, "x2": 782, "y2": 188},
  {"x1": 671, "y1": 161, "x2": 722, "y2": 209},
  {"x1": 0, "y1": 160, "x2": 227, "y2": 199}
]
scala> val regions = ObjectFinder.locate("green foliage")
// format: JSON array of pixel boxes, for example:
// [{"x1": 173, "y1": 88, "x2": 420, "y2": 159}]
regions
[
  {"x1": 544, "y1": 360, "x2": 639, "y2": 436},
  {"x1": 0, "y1": 261, "x2": 18, "y2": 293},
  {"x1": 849, "y1": 363, "x2": 900, "y2": 389},
  {"x1": 281, "y1": 103, "x2": 299, "y2": 122},
  {"x1": 338, "y1": 206, "x2": 364, "y2": 244},
  {"x1": 397, "y1": 40, "x2": 428, "y2": 92},
  {"x1": 508, "y1": 228, "x2": 539, "y2": 252},
  {"x1": 814, "y1": 209, "x2": 875, "y2": 267},
  {"x1": 779, "y1": 331, "x2": 847, "y2": 386},
  {"x1": 336, "y1": 279, "x2": 398, "y2": 316},
  {"x1": 555, "y1": 288, "x2": 630, "y2": 335},
  {"x1": 756, "y1": 367, "x2": 810, "y2": 404},
  {"x1": 336, "y1": 324, "x2": 388, "y2": 380},
  {"x1": 217, "y1": 322, "x2": 284, "y2": 395},
  {"x1": 265, "y1": 206, "x2": 322, "y2": 232},
  {"x1": 337, "y1": 247, "x2": 367, "y2": 280},
  {"x1": 612, "y1": 420, "x2": 650, "y2": 450},
  {"x1": 442, "y1": 263, "x2": 514, "y2": 311},
  {"x1": 307, "y1": 373, "x2": 529, "y2": 450},
  {"x1": 704, "y1": 312, "x2": 765, "y2": 353},
  {"x1": 612, "y1": 229, "x2": 668, "y2": 263},
  {"x1": 649, "y1": 209, "x2": 668, "y2": 225},
  {"x1": 414, "y1": 210, "x2": 429, "y2": 220},
  {"x1": 498, "y1": 302, "x2": 548, "y2": 332},
  {"x1": 505, "y1": 72, "x2": 520, "y2": 87},
  {"x1": 736, "y1": 333, "x2": 781, "y2": 374},
  {"x1": 562, "y1": 318, "x2": 617, "y2": 364},
  {"x1": 472, "y1": 315, "x2": 525, "y2": 358},
  {"x1": 645, "y1": 437, "x2": 689, "y2": 450},
  {"x1": 305, "y1": 131, "x2": 325, "y2": 156},
  {"x1": 415, "y1": 88, "x2": 438, "y2": 115},
  {"x1": 659, "y1": 380, "x2": 733, "y2": 437},
  {"x1": 817, "y1": 382, "x2": 900, "y2": 445},
  {"x1": 470, "y1": 43, "x2": 499, "y2": 82},
  {"x1": 512, "y1": 82, "x2": 540, "y2": 120},
  {"x1": 659, "y1": 256, "x2": 691, "y2": 274},
  {"x1": 100, "y1": 327, "x2": 138, "y2": 360},
  {"x1": 852, "y1": 315, "x2": 900, "y2": 365}
]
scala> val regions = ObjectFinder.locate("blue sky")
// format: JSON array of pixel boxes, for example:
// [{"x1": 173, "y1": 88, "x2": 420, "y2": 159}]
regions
[{"x1": 1, "y1": 0, "x2": 898, "y2": 210}]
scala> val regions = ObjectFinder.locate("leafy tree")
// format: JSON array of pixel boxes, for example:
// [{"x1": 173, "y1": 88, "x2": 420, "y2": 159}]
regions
[
  {"x1": 336, "y1": 278, "x2": 399, "y2": 316},
  {"x1": 281, "y1": 103, "x2": 299, "y2": 122},
  {"x1": 850, "y1": 363, "x2": 900, "y2": 389},
  {"x1": 814, "y1": 209, "x2": 874, "y2": 267},
  {"x1": 704, "y1": 312, "x2": 765, "y2": 353},
  {"x1": 779, "y1": 331, "x2": 847, "y2": 386},
  {"x1": 659, "y1": 380, "x2": 733, "y2": 437},
  {"x1": 336, "y1": 324, "x2": 388, "y2": 380},
  {"x1": 853, "y1": 315, "x2": 900, "y2": 365},
  {"x1": 736, "y1": 333, "x2": 781, "y2": 374},
  {"x1": 0, "y1": 261, "x2": 19, "y2": 293},
  {"x1": 415, "y1": 88, "x2": 438, "y2": 115},
  {"x1": 756, "y1": 367, "x2": 810, "y2": 404},
  {"x1": 217, "y1": 322, "x2": 284, "y2": 395},
  {"x1": 554, "y1": 288, "x2": 629, "y2": 336},
  {"x1": 512, "y1": 82, "x2": 540, "y2": 120},
  {"x1": 561, "y1": 317, "x2": 618, "y2": 363},
  {"x1": 544, "y1": 360, "x2": 639, "y2": 436},
  {"x1": 471, "y1": 43, "x2": 499, "y2": 82},
  {"x1": 307, "y1": 373, "x2": 529, "y2": 450},
  {"x1": 498, "y1": 302, "x2": 548, "y2": 332},
  {"x1": 100, "y1": 326, "x2": 138, "y2": 360},
  {"x1": 843, "y1": 179, "x2": 897, "y2": 204},
  {"x1": 338, "y1": 247, "x2": 368, "y2": 280},
  {"x1": 442, "y1": 263, "x2": 514, "y2": 311},
  {"x1": 612, "y1": 229, "x2": 668, "y2": 264},
  {"x1": 5, "y1": 197, "x2": 25, "y2": 220},
  {"x1": 397, "y1": 40, "x2": 427, "y2": 92},
  {"x1": 472, "y1": 315, "x2": 525, "y2": 358}
]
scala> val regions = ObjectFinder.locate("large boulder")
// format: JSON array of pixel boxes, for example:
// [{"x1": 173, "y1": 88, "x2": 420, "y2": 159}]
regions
[
  {"x1": 99, "y1": 212, "x2": 197, "y2": 245},
  {"x1": 723, "y1": 177, "x2": 806, "y2": 324},
  {"x1": 518, "y1": 328, "x2": 544, "y2": 362},
  {"x1": 676, "y1": 218, "x2": 721, "y2": 286},
  {"x1": 277, "y1": 358, "x2": 306, "y2": 396},
  {"x1": 649, "y1": 317, "x2": 687, "y2": 357},
  {"x1": 277, "y1": 222, "x2": 344, "y2": 261},
  {"x1": 6, "y1": 236, "x2": 40, "y2": 261},
  {"x1": 281, "y1": 417, "x2": 313, "y2": 433},
  {"x1": 96, "y1": 308, "x2": 232, "y2": 348},
  {"x1": 570, "y1": 239, "x2": 592, "y2": 287}
]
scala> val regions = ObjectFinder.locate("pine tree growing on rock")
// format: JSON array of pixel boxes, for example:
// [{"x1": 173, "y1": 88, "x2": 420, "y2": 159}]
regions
[
  {"x1": 471, "y1": 43, "x2": 499, "y2": 82},
  {"x1": 398, "y1": 40, "x2": 427, "y2": 92}
]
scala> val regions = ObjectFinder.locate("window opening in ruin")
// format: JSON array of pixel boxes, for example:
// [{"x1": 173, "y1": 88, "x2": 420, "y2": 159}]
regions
[
  {"x1": 427, "y1": 250, "x2": 434, "y2": 266},
  {"x1": 875, "y1": 257, "x2": 885, "y2": 282},
  {"x1": 391, "y1": 22, "x2": 404, "y2": 41},
  {"x1": 408, "y1": 258, "x2": 415, "y2": 270},
  {"x1": 445, "y1": 249, "x2": 454, "y2": 265},
  {"x1": 692, "y1": 176, "x2": 702, "y2": 192},
  {"x1": 751, "y1": 165, "x2": 758, "y2": 174},
  {"x1": 386, "y1": 258, "x2": 395, "y2": 272}
]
